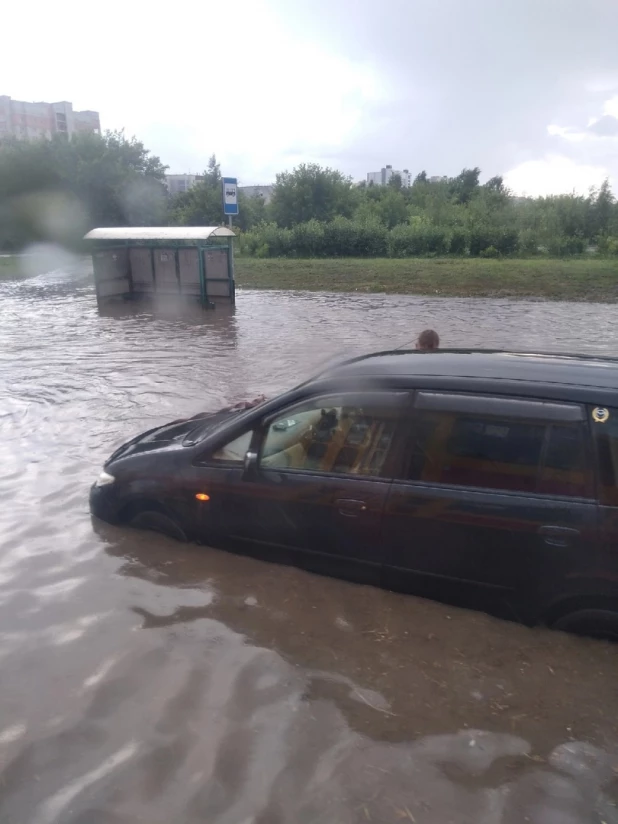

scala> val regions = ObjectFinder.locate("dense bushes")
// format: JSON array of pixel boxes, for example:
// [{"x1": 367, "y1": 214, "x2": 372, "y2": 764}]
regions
[
  {"x1": 468, "y1": 227, "x2": 519, "y2": 256},
  {"x1": 387, "y1": 223, "x2": 451, "y2": 257},
  {"x1": 597, "y1": 236, "x2": 618, "y2": 256},
  {"x1": 239, "y1": 219, "x2": 595, "y2": 259},
  {"x1": 546, "y1": 233, "x2": 587, "y2": 256},
  {"x1": 240, "y1": 219, "x2": 389, "y2": 258},
  {"x1": 321, "y1": 218, "x2": 388, "y2": 256}
]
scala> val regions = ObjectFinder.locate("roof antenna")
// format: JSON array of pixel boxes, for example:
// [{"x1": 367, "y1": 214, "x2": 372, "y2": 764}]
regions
[{"x1": 394, "y1": 338, "x2": 416, "y2": 350}]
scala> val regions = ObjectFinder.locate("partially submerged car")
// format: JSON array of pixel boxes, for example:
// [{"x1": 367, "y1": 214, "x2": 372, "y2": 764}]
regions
[{"x1": 90, "y1": 350, "x2": 618, "y2": 640}]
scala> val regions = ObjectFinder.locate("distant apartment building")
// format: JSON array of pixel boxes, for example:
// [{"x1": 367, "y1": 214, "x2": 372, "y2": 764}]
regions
[
  {"x1": 0, "y1": 96, "x2": 100, "y2": 140},
  {"x1": 165, "y1": 174, "x2": 204, "y2": 195},
  {"x1": 239, "y1": 185, "x2": 273, "y2": 204},
  {"x1": 165, "y1": 177, "x2": 275, "y2": 203},
  {"x1": 367, "y1": 164, "x2": 411, "y2": 187},
  {"x1": 429, "y1": 175, "x2": 448, "y2": 183}
]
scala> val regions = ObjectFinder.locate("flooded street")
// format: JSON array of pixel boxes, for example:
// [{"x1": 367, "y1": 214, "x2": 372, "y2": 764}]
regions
[{"x1": 1, "y1": 264, "x2": 618, "y2": 823}]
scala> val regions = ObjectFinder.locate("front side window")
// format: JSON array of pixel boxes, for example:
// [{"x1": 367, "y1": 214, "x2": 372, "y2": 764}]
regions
[
  {"x1": 210, "y1": 429, "x2": 253, "y2": 462},
  {"x1": 406, "y1": 401, "x2": 590, "y2": 497},
  {"x1": 260, "y1": 394, "x2": 401, "y2": 477}
]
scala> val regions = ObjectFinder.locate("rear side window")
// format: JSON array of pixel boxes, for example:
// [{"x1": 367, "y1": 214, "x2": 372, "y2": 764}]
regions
[
  {"x1": 449, "y1": 417, "x2": 545, "y2": 475},
  {"x1": 406, "y1": 396, "x2": 590, "y2": 497},
  {"x1": 538, "y1": 424, "x2": 588, "y2": 497}
]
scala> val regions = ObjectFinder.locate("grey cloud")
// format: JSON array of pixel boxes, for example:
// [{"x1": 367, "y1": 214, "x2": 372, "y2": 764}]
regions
[
  {"x1": 266, "y1": 0, "x2": 618, "y2": 182},
  {"x1": 150, "y1": 0, "x2": 618, "y2": 187},
  {"x1": 588, "y1": 115, "x2": 618, "y2": 136}
]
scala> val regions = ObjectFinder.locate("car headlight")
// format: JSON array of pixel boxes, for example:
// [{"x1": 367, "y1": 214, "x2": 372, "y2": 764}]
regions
[{"x1": 95, "y1": 470, "x2": 116, "y2": 487}]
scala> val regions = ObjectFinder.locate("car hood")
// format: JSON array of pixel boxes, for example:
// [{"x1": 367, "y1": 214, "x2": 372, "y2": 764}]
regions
[{"x1": 105, "y1": 409, "x2": 238, "y2": 464}]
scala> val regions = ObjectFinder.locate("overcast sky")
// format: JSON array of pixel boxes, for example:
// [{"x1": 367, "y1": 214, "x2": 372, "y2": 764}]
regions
[{"x1": 3, "y1": 0, "x2": 618, "y2": 194}]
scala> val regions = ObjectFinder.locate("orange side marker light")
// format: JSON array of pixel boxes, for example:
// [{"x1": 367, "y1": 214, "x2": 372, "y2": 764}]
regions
[{"x1": 195, "y1": 493, "x2": 210, "y2": 502}]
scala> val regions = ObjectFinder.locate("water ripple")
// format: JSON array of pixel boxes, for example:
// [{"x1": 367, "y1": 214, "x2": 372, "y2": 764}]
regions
[{"x1": 0, "y1": 267, "x2": 617, "y2": 822}]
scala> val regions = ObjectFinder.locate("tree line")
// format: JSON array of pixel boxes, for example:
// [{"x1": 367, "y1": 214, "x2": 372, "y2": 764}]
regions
[
  {"x1": 237, "y1": 164, "x2": 618, "y2": 258},
  {"x1": 1, "y1": 132, "x2": 617, "y2": 258}
]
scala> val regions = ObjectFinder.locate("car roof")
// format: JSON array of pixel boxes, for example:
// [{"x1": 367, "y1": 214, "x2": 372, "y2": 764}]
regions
[{"x1": 323, "y1": 349, "x2": 618, "y2": 391}]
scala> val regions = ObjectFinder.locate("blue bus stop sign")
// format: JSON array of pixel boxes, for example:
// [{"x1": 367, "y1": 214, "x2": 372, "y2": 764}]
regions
[{"x1": 222, "y1": 177, "x2": 239, "y2": 216}]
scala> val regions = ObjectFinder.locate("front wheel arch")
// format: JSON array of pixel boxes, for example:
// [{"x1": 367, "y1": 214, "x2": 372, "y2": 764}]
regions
[{"x1": 118, "y1": 498, "x2": 188, "y2": 543}]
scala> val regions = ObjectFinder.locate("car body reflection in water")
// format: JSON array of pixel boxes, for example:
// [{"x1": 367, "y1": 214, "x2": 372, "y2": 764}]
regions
[
  {"x1": 92, "y1": 520, "x2": 618, "y2": 824},
  {"x1": 1, "y1": 269, "x2": 618, "y2": 823}
]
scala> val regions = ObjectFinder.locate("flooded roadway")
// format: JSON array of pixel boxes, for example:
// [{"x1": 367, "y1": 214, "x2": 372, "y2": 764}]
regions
[{"x1": 1, "y1": 263, "x2": 618, "y2": 823}]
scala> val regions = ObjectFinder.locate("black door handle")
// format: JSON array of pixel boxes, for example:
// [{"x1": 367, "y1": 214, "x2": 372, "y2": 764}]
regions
[
  {"x1": 538, "y1": 525, "x2": 580, "y2": 547},
  {"x1": 464, "y1": 502, "x2": 507, "y2": 513},
  {"x1": 335, "y1": 498, "x2": 368, "y2": 517}
]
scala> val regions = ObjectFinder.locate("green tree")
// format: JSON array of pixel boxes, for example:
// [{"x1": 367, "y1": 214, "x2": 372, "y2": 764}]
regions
[
  {"x1": 376, "y1": 188, "x2": 408, "y2": 228},
  {"x1": 236, "y1": 191, "x2": 268, "y2": 231},
  {"x1": 416, "y1": 179, "x2": 457, "y2": 225},
  {"x1": 449, "y1": 167, "x2": 481, "y2": 204},
  {"x1": 72, "y1": 130, "x2": 168, "y2": 226},
  {"x1": 169, "y1": 155, "x2": 223, "y2": 227},
  {"x1": 588, "y1": 178, "x2": 616, "y2": 239},
  {"x1": 483, "y1": 175, "x2": 511, "y2": 207},
  {"x1": 269, "y1": 163, "x2": 358, "y2": 227},
  {"x1": 168, "y1": 156, "x2": 268, "y2": 231},
  {"x1": 203, "y1": 154, "x2": 221, "y2": 187},
  {"x1": 0, "y1": 130, "x2": 168, "y2": 250}
]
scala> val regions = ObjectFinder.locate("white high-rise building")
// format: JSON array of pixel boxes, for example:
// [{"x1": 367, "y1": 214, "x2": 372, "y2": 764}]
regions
[
  {"x1": 0, "y1": 96, "x2": 100, "y2": 140},
  {"x1": 165, "y1": 174, "x2": 203, "y2": 195},
  {"x1": 367, "y1": 164, "x2": 411, "y2": 187}
]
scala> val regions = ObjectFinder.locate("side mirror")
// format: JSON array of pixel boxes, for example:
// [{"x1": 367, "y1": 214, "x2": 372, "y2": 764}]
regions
[{"x1": 243, "y1": 450, "x2": 259, "y2": 480}]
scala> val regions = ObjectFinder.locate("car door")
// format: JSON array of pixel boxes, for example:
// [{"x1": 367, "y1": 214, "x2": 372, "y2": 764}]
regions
[
  {"x1": 195, "y1": 390, "x2": 408, "y2": 585},
  {"x1": 381, "y1": 391, "x2": 598, "y2": 622}
]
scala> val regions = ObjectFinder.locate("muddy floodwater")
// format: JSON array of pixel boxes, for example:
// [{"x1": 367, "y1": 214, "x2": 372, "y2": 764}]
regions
[{"x1": 1, "y1": 263, "x2": 618, "y2": 824}]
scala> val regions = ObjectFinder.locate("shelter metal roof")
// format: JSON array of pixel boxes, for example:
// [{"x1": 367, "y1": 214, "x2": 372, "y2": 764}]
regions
[{"x1": 84, "y1": 227, "x2": 235, "y2": 241}]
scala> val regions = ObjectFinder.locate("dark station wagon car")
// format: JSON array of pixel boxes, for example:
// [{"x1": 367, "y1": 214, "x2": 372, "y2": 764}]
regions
[{"x1": 91, "y1": 350, "x2": 618, "y2": 640}]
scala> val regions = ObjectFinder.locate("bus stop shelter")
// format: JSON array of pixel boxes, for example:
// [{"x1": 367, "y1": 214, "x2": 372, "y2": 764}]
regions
[{"x1": 84, "y1": 226, "x2": 236, "y2": 308}]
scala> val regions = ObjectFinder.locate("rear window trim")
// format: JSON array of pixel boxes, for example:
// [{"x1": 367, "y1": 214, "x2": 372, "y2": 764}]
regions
[
  {"x1": 261, "y1": 390, "x2": 410, "y2": 428},
  {"x1": 414, "y1": 391, "x2": 584, "y2": 422}
]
